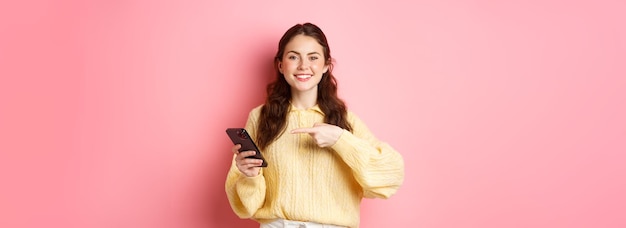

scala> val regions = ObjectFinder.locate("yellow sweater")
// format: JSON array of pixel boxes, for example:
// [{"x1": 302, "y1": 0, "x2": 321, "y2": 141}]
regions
[{"x1": 225, "y1": 105, "x2": 404, "y2": 228}]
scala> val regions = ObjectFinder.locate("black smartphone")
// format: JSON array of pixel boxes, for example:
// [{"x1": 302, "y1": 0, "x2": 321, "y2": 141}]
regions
[{"x1": 225, "y1": 128, "x2": 268, "y2": 167}]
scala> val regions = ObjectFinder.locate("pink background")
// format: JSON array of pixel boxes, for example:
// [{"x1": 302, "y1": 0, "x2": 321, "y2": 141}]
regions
[{"x1": 1, "y1": 0, "x2": 625, "y2": 227}]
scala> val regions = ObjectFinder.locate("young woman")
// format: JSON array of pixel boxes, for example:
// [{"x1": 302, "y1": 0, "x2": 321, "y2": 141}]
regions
[{"x1": 225, "y1": 23, "x2": 404, "y2": 228}]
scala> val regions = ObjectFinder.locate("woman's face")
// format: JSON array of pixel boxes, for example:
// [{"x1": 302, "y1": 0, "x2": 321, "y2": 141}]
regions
[{"x1": 279, "y1": 34, "x2": 329, "y2": 94}]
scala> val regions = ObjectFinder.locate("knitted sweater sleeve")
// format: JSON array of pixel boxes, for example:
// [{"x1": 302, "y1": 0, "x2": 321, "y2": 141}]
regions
[
  {"x1": 224, "y1": 108, "x2": 266, "y2": 218},
  {"x1": 330, "y1": 112, "x2": 405, "y2": 199}
]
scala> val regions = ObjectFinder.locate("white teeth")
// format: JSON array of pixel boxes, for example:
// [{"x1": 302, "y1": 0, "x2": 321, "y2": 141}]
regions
[{"x1": 296, "y1": 75, "x2": 311, "y2": 79}]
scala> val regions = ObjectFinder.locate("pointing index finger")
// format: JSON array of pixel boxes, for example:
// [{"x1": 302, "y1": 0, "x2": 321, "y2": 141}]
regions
[{"x1": 291, "y1": 127, "x2": 315, "y2": 134}]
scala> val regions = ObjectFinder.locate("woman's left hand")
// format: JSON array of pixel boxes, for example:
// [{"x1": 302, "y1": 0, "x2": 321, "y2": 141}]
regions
[{"x1": 291, "y1": 123, "x2": 344, "y2": 147}]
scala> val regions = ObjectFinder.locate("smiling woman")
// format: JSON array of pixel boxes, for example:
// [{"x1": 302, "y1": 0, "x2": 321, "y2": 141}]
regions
[{"x1": 224, "y1": 23, "x2": 405, "y2": 228}]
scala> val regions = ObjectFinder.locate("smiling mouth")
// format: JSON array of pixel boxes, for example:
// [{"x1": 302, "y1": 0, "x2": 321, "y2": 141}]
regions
[{"x1": 295, "y1": 74, "x2": 312, "y2": 79}]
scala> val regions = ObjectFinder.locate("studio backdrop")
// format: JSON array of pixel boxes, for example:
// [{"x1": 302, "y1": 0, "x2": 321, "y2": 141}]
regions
[{"x1": 1, "y1": 0, "x2": 625, "y2": 228}]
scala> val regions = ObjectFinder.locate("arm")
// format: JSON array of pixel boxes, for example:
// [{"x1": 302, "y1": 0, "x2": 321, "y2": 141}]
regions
[
  {"x1": 330, "y1": 112, "x2": 405, "y2": 199},
  {"x1": 225, "y1": 161, "x2": 266, "y2": 218},
  {"x1": 224, "y1": 108, "x2": 266, "y2": 218}
]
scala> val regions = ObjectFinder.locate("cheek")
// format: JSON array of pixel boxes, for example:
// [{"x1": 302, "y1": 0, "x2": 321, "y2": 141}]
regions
[
  {"x1": 282, "y1": 61, "x2": 298, "y2": 70},
  {"x1": 313, "y1": 63, "x2": 328, "y2": 73},
  {"x1": 311, "y1": 62, "x2": 324, "y2": 70}
]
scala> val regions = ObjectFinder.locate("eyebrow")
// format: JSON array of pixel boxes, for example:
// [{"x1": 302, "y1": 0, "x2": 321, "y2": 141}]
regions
[{"x1": 286, "y1": 50, "x2": 322, "y2": 55}]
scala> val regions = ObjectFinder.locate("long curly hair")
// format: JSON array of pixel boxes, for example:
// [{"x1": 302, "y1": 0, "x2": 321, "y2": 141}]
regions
[{"x1": 256, "y1": 23, "x2": 352, "y2": 150}]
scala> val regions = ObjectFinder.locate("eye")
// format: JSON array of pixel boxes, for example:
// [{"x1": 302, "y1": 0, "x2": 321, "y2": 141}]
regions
[
  {"x1": 288, "y1": 55, "x2": 298, "y2": 60},
  {"x1": 309, "y1": 56, "x2": 319, "y2": 61}
]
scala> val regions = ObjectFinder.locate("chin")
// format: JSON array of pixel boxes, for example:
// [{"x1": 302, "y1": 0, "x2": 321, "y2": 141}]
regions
[{"x1": 293, "y1": 85, "x2": 317, "y2": 92}]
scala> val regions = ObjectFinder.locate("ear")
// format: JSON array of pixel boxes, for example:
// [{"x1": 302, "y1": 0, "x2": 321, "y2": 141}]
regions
[
  {"x1": 278, "y1": 61, "x2": 283, "y2": 74},
  {"x1": 323, "y1": 62, "x2": 330, "y2": 74},
  {"x1": 323, "y1": 58, "x2": 331, "y2": 73}
]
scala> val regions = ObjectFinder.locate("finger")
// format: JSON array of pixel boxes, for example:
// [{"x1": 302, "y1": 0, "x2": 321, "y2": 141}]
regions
[
  {"x1": 248, "y1": 159, "x2": 264, "y2": 166},
  {"x1": 291, "y1": 128, "x2": 315, "y2": 134},
  {"x1": 240, "y1": 158, "x2": 263, "y2": 168},
  {"x1": 231, "y1": 144, "x2": 242, "y2": 154},
  {"x1": 236, "y1": 151, "x2": 256, "y2": 160}
]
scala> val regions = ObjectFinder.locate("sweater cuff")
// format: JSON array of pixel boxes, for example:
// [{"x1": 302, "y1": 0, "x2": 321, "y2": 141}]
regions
[{"x1": 236, "y1": 171, "x2": 265, "y2": 192}]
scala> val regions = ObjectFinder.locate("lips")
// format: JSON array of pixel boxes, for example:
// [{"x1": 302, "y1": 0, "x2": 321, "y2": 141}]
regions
[
  {"x1": 296, "y1": 74, "x2": 312, "y2": 78},
  {"x1": 295, "y1": 74, "x2": 312, "y2": 81}
]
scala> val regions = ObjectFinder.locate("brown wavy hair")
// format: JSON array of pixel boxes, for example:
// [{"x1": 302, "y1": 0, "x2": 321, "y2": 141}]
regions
[{"x1": 256, "y1": 23, "x2": 352, "y2": 150}]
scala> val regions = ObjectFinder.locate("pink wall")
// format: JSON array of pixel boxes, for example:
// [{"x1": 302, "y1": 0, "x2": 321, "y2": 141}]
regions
[{"x1": 1, "y1": 0, "x2": 625, "y2": 227}]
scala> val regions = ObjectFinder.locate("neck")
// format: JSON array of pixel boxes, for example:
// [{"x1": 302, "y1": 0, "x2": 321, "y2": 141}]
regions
[{"x1": 290, "y1": 89, "x2": 318, "y2": 110}]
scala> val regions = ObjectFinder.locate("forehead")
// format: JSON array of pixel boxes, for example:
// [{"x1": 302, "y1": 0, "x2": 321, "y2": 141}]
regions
[{"x1": 284, "y1": 34, "x2": 324, "y2": 54}]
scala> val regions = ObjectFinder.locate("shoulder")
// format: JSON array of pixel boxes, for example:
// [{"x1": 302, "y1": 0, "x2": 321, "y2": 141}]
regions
[
  {"x1": 249, "y1": 104, "x2": 264, "y2": 116},
  {"x1": 251, "y1": 104, "x2": 264, "y2": 112},
  {"x1": 244, "y1": 104, "x2": 265, "y2": 123},
  {"x1": 244, "y1": 104, "x2": 265, "y2": 132},
  {"x1": 345, "y1": 109, "x2": 378, "y2": 140},
  {"x1": 346, "y1": 110, "x2": 361, "y2": 122},
  {"x1": 345, "y1": 110, "x2": 368, "y2": 129}
]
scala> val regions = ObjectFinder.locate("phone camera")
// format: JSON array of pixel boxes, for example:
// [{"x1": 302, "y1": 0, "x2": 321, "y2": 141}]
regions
[{"x1": 236, "y1": 129, "x2": 247, "y2": 139}]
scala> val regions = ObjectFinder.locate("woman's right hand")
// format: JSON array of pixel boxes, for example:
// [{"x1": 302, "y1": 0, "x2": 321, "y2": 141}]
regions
[{"x1": 232, "y1": 144, "x2": 262, "y2": 177}]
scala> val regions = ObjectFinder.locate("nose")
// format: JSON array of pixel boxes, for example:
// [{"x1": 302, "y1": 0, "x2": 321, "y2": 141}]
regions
[{"x1": 297, "y1": 59, "x2": 310, "y2": 70}]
